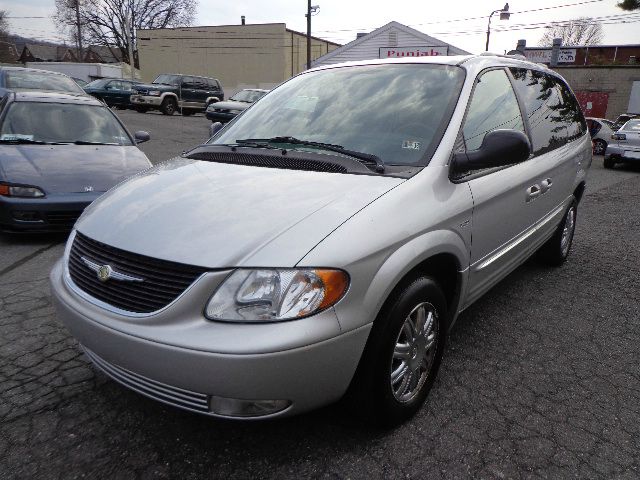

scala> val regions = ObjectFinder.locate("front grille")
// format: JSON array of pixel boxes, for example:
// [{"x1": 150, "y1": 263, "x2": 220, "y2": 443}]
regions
[
  {"x1": 45, "y1": 211, "x2": 83, "y2": 227},
  {"x1": 84, "y1": 348, "x2": 210, "y2": 414},
  {"x1": 68, "y1": 232, "x2": 208, "y2": 313},
  {"x1": 187, "y1": 151, "x2": 348, "y2": 174}
]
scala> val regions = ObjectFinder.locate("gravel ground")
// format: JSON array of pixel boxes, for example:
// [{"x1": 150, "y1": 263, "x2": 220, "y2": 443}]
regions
[{"x1": 1, "y1": 112, "x2": 639, "y2": 479}]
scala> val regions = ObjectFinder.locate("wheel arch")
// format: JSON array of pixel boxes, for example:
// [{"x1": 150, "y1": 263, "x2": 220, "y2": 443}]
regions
[
  {"x1": 361, "y1": 230, "x2": 469, "y2": 333},
  {"x1": 160, "y1": 92, "x2": 179, "y2": 102}
]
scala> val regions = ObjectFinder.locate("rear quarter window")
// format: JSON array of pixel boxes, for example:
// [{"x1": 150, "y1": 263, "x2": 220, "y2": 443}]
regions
[{"x1": 509, "y1": 68, "x2": 586, "y2": 156}]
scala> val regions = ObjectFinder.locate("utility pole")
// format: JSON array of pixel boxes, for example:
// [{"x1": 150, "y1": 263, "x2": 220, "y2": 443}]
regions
[
  {"x1": 306, "y1": 0, "x2": 311, "y2": 70},
  {"x1": 74, "y1": 0, "x2": 83, "y2": 62}
]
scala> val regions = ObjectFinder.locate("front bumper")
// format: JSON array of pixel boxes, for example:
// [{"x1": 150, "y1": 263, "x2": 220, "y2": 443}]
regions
[
  {"x1": 0, "y1": 192, "x2": 101, "y2": 232},
  {"x1": 50, "y1": 259, "x2": 370, "y2": 419},
  {"x1": 130, "y1": 95, "x2": 163, "y2": 107},
  {"x1": 605, "y1": 144, "x2": 640, "y2": 162}
]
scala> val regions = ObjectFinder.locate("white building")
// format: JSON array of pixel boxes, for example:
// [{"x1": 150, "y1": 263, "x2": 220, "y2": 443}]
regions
[{"x1": 311, "y1": 21, "x2": 469, "y2": 68}]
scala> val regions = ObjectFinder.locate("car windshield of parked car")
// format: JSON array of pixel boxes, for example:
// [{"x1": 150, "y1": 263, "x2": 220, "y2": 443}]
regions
[
  {"x1": 153, "y1": 74, "x2": 181, "y2": 85},
  {"x1": 230, "y1": 90, "x2": 267, "y2": 103},
  {"x1": 621, "y1": 119, "x2": 640, "y2": 131},
  {"x1": 5, "y1": 70, "x2": 85, "y2": 94},
  {"x1": 212, "y1": 64, "x2": 465, "y2": 167},
  {"x1": 85, "y1": 79, "x2": 110, "y2": 89},
  {"x1": 0, "y1": 102, "x2": 133, "y2": 145}
]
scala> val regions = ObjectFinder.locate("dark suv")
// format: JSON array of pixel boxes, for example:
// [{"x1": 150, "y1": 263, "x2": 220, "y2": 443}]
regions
[{"x1": 130, "y1": 74, "x2": 224, "y2": 116}]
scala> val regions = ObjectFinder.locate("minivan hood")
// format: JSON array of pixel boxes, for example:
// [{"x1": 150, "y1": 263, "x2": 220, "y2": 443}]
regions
[
  {"x1": 0, "y1": 144, "x2": 151, "y2": 194},
  {"x1": 76, "y1": 158, "x2": 404, "y2": 268}
]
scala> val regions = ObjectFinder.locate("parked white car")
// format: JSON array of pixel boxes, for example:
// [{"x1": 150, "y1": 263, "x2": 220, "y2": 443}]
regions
[{"x1": 586, "y1": 117, "x2": 615, "y2": 155}]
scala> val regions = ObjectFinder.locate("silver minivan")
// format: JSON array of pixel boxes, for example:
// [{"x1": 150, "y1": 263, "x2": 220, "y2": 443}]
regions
[{"x1": 50, "y1": 55, "x2": 592, "y2": 425}]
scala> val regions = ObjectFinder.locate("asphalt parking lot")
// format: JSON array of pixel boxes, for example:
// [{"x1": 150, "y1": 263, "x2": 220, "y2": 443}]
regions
[{"x1": 1, "y1": 112, "x2": 639, "y2": 479}]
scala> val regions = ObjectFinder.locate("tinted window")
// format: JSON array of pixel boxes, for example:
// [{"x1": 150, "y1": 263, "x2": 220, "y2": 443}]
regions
[
  {"x1": 208, "y1": 79, "x2": 220, "y2": 90},
  {"x1": 0, "y1": 102, "x2": 133, "y2": 145},
  {"x1": 193, "y1": 77, "x2": 208, "y2": 90},
  {"x1": 463, "y1": 69, "x2": 524, "y2": 151},
  {"x1": 181, "y1": 76, "x2": 196, "y2": 88},
  {"x1": 230, "y1": 90, "x2": 267, "y2": 103},
  {"x1": 509, "y1": 68, "x2": 586, "y2": 156},
  {"x1": 85, "y1": 79, "x2": 109, "y2": 89},
  {"x1": 153, "y1": 74, "x2": 181, "y2": 85},
  {"x1": 213, "y1": 64, "x2": 465, "y2": 167}
]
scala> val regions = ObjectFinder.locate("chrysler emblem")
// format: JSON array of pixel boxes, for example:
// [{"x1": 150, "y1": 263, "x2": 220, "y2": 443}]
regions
[
  {"x1": 80, "y1": 256, "x2": 144, "y2": 283},
  {"x1": 97, "y1": 265, "x2": 112, "y2": 282}
]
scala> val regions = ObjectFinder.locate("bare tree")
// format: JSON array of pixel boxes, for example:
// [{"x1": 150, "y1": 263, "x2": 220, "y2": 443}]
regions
[
  {"x1": 617, "y1": 0, "x2": 639, "y2": 10},
  {"x1": 54, "y1": 0, "x2": 197, "y2": 68},
  {"x1": 0, "y1": 10, "x2": 9, "y2": 40},
  {"x1": 539, "y1": 17, "x2": 604, "y2": 46}
]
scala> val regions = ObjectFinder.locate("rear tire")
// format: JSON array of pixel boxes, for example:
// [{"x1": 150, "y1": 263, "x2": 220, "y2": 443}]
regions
[
  {"x1": 134, "y1": 106, "x2": 148, "y2": 113},
  {"x1": 161, "y1": 98, "x2": 177, "y2": 116},
  {"x1": 181, "y1": 109, "x2": 195, "y2": 116},
  {"x1": 593, "y1": 139, "x2": 607, "y2": 156},
  {"x1": 537, "y1": 198, "x2": 577, "y2": 266},
  {"x1": 346, "y1": 276, "x2": 448, "y2": 427},
  {"x1": 603, "y1": 157, "x2": 616, "y2": 169}
]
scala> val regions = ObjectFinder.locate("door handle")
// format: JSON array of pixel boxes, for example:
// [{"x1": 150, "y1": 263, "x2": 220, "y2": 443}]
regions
[
  {"x1": 540, "y1": 178, "x2": 553, "y2": 193},
  {"x1": 526, "y1": 184, "x2": 540, "y2": 202}
]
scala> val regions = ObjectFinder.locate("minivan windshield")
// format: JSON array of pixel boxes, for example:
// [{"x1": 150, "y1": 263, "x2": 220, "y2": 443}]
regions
[{"x1": 212, "y1": 64, "x2": 465, "y2": 167}]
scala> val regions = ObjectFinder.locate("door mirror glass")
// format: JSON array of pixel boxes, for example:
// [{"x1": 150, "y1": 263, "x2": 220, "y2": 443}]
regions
[{"x1": 453, "y1": 129, "x2": 531, "y2": 172}]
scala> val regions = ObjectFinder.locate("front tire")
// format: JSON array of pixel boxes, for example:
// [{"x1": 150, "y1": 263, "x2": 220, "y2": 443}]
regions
[
  {"x1": 161, "y1": 98, "x2": 177, "y2": 115},
  {"x1": 134, "y1": 106, "x2": 148, "y2": 113},
  {"x1": 538, "y1": 198, "x2": 577, "y2": 266},
  {"x1": 347, "y1": 276, "x2": 448, "y2": 426},
  {"x1": 603, "y1": 157, "x2": 616, "y2": 169}
]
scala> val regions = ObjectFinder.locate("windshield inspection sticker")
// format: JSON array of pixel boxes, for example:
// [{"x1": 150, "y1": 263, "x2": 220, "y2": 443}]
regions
[
  {"x1": 402, "y1": 140, "x2": 421, "y2": 150},
  {"x1": 1, "y1": 134, "x2": 34, "y2": 141}
]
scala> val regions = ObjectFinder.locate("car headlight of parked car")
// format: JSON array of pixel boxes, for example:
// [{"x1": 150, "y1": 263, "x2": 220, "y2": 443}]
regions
[
  {"x1": 148, "y1": 90, "x2": 161, "y2": 96},
  {"x1": 205, "y1": 268, "x2": 349, "y2": 322},
  {"x1": 0, "y1": 183, "x2": 45, "y2": 198}
]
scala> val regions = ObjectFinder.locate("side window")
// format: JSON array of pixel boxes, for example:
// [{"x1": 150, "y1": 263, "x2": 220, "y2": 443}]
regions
[
  {"x1": 509, "y1": 68, "x2": 586, "y2": 156},
  {"x1": 209, "y1": 79, "x2": 221, "y2": 90},
  {"x1": 121, "y1": 81, "x2": 133, "y2": 92},
  {"x1": 554, "y1": 77, "x2": 587, "y2": 143},
  {"x1": 194, "y1": 77, "x2": 208, "y2": 90},
  {"x1": 181, "y1": 76, "x2": 196, "y2": 88},
  {"x1": 108, "y1": 80, "x2": 123, "y2": 90},
  {"x1": 463, "y1": 69, "x2": 524, "y2": 151}
]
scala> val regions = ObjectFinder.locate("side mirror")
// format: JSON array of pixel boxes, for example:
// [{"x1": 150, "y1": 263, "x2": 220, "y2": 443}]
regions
[
  {"x1": 209, "y1": 122, "x2": 224, "y2": 138},
  {"x1": 134, "y1": 131, "x2": 150, "y2": 144},
  {"x1": 453, "y1": 129, "x2": 531, "y2": 172}
]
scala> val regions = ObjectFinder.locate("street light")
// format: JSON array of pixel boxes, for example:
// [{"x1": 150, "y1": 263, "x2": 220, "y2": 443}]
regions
[
  {"x1": 486, "y1": 3, "x2": 510, "y2": 52},
  {"x1": 306, "y1": 2, "x2": 320, "y2": 70}
]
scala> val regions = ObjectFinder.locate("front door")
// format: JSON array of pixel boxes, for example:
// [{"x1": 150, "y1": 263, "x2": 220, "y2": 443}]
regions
[{"x1": 460, "y1": 68, "x2": 547, "y2": 306}]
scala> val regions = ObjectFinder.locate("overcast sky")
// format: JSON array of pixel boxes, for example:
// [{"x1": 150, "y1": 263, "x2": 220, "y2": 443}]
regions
[{"x1": 5, "y1": 0, "x2": 640, "y2": 55}]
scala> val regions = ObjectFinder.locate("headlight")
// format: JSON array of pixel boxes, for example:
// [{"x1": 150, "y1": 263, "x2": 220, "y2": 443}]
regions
[
  {"x1": 205, "y1": 268, "x2": 349, "y2": 322},
  {"x1": 0, "y1": 183, "x2": 45, "y2": 198},
  {"x1": 148, "y1": 90, "x2": 161, "y2": 96}
]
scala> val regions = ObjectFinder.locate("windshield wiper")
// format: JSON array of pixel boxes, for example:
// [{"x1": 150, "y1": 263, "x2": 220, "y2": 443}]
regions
[
  {"x1": 70, "y1": 140, "x2": 121, "y2": 145},
  {"x1": 235, "y1": 136, "x2": 385, "y2": 173},
  {"x1": 0, "y1": 138, "x2": 51, "y2": 145}
]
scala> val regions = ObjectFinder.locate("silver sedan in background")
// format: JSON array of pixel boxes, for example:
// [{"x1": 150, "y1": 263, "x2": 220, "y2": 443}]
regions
[{"x1": 604, "y1": 119, "x2": 640, "y2": 168}]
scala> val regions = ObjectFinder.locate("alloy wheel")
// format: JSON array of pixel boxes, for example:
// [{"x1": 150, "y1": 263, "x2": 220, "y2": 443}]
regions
[
  {"x1": 390, "y1": 302, "x2": 439, "y2": 403},
  {"x1": 560, "y1": 207, "x2": 576, "y2": 257}
]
